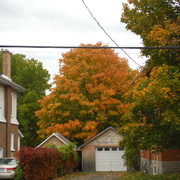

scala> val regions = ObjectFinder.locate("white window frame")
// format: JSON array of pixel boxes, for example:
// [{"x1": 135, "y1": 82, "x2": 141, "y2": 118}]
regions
[
  {"x1": 10, "y1": 133, "x2": 15, "y2": 151},
  {"x1": 0, "y1": 85, "x2": 6, "y2": 122},
  {"x1": 18, "y1": 135, "x2": 20, "y2": 150},
  {"x1": 0, "y1": 147, "x2": 3, "y2": 157}
]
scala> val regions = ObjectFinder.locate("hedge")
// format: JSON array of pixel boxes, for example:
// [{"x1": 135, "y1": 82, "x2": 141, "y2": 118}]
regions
[{"x1": 16, "y1": 147, "x2": 61, "y2": 180}]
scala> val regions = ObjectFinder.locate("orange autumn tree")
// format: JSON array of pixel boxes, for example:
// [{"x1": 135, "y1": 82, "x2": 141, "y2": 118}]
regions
[{"x1": 36, "y1": 42, "x2": 137, "y2": 144}]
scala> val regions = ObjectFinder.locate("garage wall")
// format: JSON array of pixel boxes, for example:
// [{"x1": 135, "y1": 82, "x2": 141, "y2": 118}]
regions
[{"x1": 82, "y1": 146, "x2": 96, "y2": 172}]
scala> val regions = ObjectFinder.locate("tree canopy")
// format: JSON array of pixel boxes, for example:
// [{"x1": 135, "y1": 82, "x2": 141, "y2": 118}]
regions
[
  {"x1": 36, "y1": 42, "x2": 137, "y2": 144},
  {"x1": 0, "y1": 51, "x2": 51, "y2": 147},
  {"x1": 121, "y1": 0, "x2": 180, "y2": 67},
  {"x1": 120, "y1": 0, "x2": 180, "y2": 169}
]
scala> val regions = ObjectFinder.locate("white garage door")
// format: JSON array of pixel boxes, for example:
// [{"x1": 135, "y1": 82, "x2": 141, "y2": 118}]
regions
[{"x1": 96, "y1": 147, "x2": 127, "y2": 171}]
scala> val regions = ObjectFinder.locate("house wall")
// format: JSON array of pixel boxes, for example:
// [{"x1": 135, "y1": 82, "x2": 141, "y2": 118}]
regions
[
  {"x1": 39, "y1": 136, "x2": 65, "y2": 147},
  {"x1": 140, "y1": 149, "x2": 180, "y2": 174},
  {"x1": 81, "y1": 129, "x2": 124, "y2": 172},
  {"x1": 9, "y1": 124, "x2": 19, "y2": 157},
  {"x1": 0, "y1": 123, "x2": 7, "y2": 157},
  {"x1": 0, "y1": 121, "x2": 19, "y2": 157},
  {"x1": 0, "y1": 51, "x2": 23, "y2": 157}
]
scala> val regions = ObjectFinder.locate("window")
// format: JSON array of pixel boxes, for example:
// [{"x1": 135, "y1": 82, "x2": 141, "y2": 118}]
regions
[
  {"x1": 112, "y1": 147, "x2": 117, "y2": 151},
  {"x1": 105, "y1": 148, "x2": 110, "y2": 151},
  {"x1": 0, "y1": 86, "x2": 6, "y2": 123},
  {"x1": 97, "y1": 148, "x2": 103, "y2": 151},
  {"x1": 0, "y1": 148, "x2": 3, "y2": 157},
  {"x1": 18, "y1": 135, "x2": 20, "y2": 150},
  {"x1": 0, "y1": 106, "x2": 3, "y2": 122},
  {"x1": 10, "y1": 133, "x2": 15, "y2": 151},
  {"x1": 11, "y1": 94, "x2": 13, "y2": 117}
]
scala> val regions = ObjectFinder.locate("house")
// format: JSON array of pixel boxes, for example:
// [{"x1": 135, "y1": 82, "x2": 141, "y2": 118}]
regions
[
  {"x1": 140, "y1": 149, "x2": 180, "y2": 175},
  {"x1": 36, "y1": 133, "x2": 71, "y2": 148},
  {"x1": 78, "y1": 127, "x2": 127, "y2": 172},
  {"x1": 0, "y1": 50, "x2": 26, "y2": 157}
]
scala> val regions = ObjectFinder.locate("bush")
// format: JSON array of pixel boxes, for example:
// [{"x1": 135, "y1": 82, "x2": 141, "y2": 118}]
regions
[
  {"x1": 14, "y1": 164, "x2": 23, "y2": 180},
  {"x1": 16, "y1": 147, "x2": 61, "y2": 180},
  {"x1": 48, "y1": 143, "x2": 79, "y2": 176}
]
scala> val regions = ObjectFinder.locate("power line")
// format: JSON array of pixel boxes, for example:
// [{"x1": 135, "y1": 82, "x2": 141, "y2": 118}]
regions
[
  {"x1": 81, "y1": 0, "x2": 142, "y2": 67},
  {"x1": 0, "y1": 45, "x2": 179, "y2": 49}
]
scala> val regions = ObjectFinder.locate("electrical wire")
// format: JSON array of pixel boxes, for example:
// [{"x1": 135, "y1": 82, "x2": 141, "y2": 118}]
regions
[
  {"x1": 0, "y1": 45, "x2": 178, "y2": 49},
  {"x1": 81, "y1": 0, "x2": 142, "y2": 68}
]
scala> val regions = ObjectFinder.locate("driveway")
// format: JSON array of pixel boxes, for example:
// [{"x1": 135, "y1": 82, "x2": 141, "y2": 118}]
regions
[{"x1": 54, "y1": 172, "x2": 129, "y2": 180}]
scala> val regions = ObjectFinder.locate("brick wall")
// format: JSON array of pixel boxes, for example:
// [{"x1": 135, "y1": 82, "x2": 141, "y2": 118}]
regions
[
  {"x1": 140, "y1": 149, "x2": 180, "y2": 174},
  {"x1": 0, "y1": 123, "x2": 7, "y2": 156}
]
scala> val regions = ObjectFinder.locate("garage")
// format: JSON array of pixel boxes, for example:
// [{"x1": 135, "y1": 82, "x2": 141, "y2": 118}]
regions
[
  {"x1": 96, "y1": 147, "x2": 126, "y2": 171},
  {"x1": 79, "y1": 127, "x2": 127, "y2": 172}
]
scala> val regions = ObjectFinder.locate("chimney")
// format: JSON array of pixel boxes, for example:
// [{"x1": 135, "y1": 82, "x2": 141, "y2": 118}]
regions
[{"x1": 2, "y1": 50, "x2": 11, "y2": 78}]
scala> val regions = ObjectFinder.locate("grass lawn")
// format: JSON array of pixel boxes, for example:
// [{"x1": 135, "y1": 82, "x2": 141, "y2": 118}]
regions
[
  {"x1": 54, "y1": 171, "x2": 180, "y2": 180},
  {"x1": 118, "y1": 172, "x2": 180, "y2": 180}
]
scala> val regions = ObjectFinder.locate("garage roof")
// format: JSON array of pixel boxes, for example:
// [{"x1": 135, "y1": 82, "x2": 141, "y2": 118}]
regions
[{"x1": 78, "y1": 126, "x2": 118, "y2": 149}]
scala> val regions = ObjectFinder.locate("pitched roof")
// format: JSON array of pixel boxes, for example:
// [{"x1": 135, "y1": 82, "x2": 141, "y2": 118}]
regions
[
  {"x1": 0, "y1": 74, "x2": 26, "y2": 92},
  {"x1": 36, "y1": 132, "x2": 71, "y2": 148},
  {"x1": 78, "y1": 126, "x2": 118, "y2": 149}
]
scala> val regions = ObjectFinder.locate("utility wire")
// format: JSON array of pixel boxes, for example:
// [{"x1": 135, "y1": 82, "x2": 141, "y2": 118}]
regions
[
  {"x1": 81, "y1": 0, "x2": 142, "y2": 67},
  {"x1": 0, "y1": 45, "x2": 179, "y2": 49}
]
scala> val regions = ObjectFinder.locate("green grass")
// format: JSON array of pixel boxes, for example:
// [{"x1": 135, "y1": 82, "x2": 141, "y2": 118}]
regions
[{"x1": 119, "y1": 172, "x2": 180, "y2": 180}]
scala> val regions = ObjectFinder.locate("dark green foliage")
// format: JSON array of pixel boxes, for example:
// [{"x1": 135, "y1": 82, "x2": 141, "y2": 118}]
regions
[
  {"x1": 47, "y1": 143, "x2": 79, "y2": 176},
  {"x1": 14, "y1": 164, "x2": 24, "y2": 180}
]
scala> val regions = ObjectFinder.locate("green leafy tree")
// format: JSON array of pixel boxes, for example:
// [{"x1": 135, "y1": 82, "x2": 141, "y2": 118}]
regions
[
  {"x1": 120, "y1": 65, "x2": 180, "y2": 168},
  {"x1": 120, "y1": 0, "x2": 180, "y2": 169},
  {"x1": 0, "y1": 51, "x2": 51, "y2": 147},
  {"x1": 36, "y1": 42, "x2": 137, "y2": 144},
  {"x1": 121, "y1": 0, "x2": 180, "y2": 67}
]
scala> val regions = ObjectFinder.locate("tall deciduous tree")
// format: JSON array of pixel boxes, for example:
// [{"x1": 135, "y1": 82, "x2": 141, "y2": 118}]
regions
[
  {"x1": 120, "y1": 0, "x2": 180, "y2": 169},
  {"x1": 0, "y1": 52, "x2": 51, "y2": 147},
  {"x1": 36, "y1": 42, "x2": 137, "y2": 144},
  {"x1": 121, "y1": 0, "x2": 180, "y2": 67}
]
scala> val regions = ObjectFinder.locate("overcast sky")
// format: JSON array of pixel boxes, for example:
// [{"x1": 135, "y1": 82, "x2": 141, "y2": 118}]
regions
[{"x1": 0, "y1": 0, "x2": 146, "y2": 83}]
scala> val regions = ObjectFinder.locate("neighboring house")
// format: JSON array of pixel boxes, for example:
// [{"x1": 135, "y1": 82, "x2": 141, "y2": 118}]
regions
[
  {"x1": 0, "y1": 50, "x2": 26, "y2": 157},
  {"x1": 36, "y1": 133, "x2": 71, "y2": 148},
  {"x1": 78, "y1": 127, "x2": 127, "y2": 172},
  {"x1": 140, "y1": 149, "x2": 180, "y2": 175}
]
